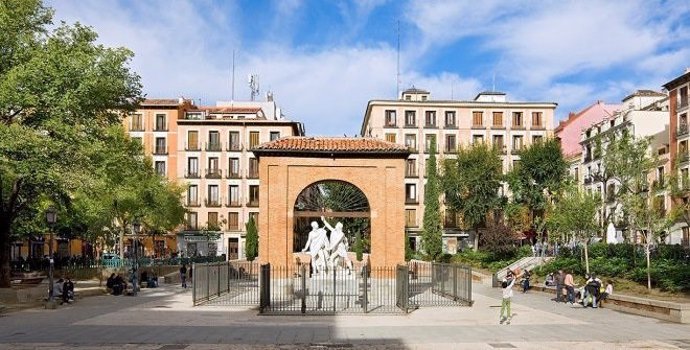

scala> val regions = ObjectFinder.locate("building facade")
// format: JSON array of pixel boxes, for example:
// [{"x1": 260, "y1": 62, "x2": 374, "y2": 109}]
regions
[
  {"x1": 360, "y1": 88, "x2": 557, "y2": 252},
  {"x1": 124, "y1": 97, "x2": 304, "y2": 259}
]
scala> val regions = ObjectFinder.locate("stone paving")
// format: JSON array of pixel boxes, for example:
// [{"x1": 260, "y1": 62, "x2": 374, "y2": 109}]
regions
[{"x1": 0, "y1": 281, "x2": 689, "y2": 349}]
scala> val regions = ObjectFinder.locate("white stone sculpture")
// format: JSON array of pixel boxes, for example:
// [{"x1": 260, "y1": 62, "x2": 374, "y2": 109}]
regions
[
  {"x1": 302, "y1": 221, "x2": 330, "y2": 274},
  {"x1": 321, "y1": 216, "x2": 353, "y2": 274}
]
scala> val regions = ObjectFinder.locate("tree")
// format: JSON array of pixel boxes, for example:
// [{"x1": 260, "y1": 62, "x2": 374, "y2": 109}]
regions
[
  {"x1": 0, "y1": 0, "x2": 142, "y2": 287},
  {"x1": 245, "y1": 216, "x2": 258, "y2": 262},
  {"x1": 443, "y1": 142, "x2": 504, "y2": 250},
  {"x1": 507, "y1": 138, "x2": 568, "y2": 241},
  {"x1": 354, "y1": 231, "x2": 364, "y2": 262},
  {"x1": 421, "y1": 135, "x2": 443, "y2": 261},
  {"x1": 546, "y1": 186, "x2": 599, "y2": 274},
  {"x1": 404, "y1": 232, "x2": 413, "y2": 261}
]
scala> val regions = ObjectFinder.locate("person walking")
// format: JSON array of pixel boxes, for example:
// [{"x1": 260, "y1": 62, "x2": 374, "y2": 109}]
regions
[
  {"x1": 500, "y1": 268, "x2": 523, "y2": 324},
  {"x1": 564, "y1": 271, "x2": 575, "y2": 304},
  {"x1": 180, "y1": 264, "x2": 188, "y2": 288}
]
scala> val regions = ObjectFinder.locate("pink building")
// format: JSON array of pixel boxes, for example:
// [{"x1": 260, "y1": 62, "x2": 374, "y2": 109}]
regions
[{"x1": 555, "y1": 101, "x2": 621, "y2": 158}]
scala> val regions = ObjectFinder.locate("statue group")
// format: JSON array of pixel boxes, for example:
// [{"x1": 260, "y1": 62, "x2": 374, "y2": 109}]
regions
[{"x1": 301, "y1": 216, "x2": 354, "y2": 275}]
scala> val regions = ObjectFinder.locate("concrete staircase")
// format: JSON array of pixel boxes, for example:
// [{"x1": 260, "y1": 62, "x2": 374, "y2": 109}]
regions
[{"x1": 495, "y1": 256, "x2": 553, "y2": 281}]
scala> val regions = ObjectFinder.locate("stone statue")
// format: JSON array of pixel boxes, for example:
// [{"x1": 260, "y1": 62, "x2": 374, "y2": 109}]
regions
[
  {"x1": 301, "y1": 221, "x2": 329, "y2": 274},
  {"x1": 321, "y1": 216, "x2": 353, "y2": 274}
]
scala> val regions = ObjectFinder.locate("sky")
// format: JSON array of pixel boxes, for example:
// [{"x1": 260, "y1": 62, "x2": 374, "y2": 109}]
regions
[{"x1": 47, "y1": 0, "x2": 690, "y2": 136}]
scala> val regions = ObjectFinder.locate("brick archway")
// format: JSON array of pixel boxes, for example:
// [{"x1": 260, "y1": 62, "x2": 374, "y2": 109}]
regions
[{"x1": 253, "y1": 137, "x2": 410, "y2": 267}]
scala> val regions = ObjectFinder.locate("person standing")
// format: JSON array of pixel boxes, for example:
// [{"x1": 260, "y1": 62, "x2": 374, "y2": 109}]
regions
[
  {"x1": 180, "y1": 264, "x2": 188, "y2": 288},
  {"x1": 500, "y1": 269, "x2": 523, "y2": 324},
  {"x1": 564, "y1": 271, "x2": 575, "y2": 304},
  {"x1": 188, "y1": 264, "x2": 193, "y2": 286},
  {"x1": 555, "y1": 270, "x2": 565, "y2": 302}
]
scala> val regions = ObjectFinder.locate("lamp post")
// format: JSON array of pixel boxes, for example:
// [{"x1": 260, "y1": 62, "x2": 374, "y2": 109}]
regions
[
  {"x1": 45, "y1": 206, "x2": 57, "y2": 309},
  {"x1": 132, "y1": 218, "x2": 141, "y2": 296}
]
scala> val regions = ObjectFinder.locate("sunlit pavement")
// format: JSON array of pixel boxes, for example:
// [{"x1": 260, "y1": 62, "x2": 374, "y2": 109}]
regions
[{"x1": 1, "y1": 282, "x2": 689, "y2": 349}]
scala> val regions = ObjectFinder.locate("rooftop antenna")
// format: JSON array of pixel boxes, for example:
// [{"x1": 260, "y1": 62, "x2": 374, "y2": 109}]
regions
[
  {"x1": 249, "y1": 74, "x2": 260, "y2": 101},
  {"x1": 231, "y1": 50, "x2": 236, "y2": 102},
  {"x1": 396, "y1": 19, "x2": 401, "y2": 99}
]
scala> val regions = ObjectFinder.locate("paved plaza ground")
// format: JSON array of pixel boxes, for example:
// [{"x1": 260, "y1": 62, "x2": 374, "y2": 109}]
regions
[{"x1": 1, "y1": 281, "x2": 689, "y2": 349}]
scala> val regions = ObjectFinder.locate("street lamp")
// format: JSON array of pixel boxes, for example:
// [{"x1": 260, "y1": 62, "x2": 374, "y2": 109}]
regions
[
  {"x1": 131, "y1": 218, "x2": 141, "y2": 296},
  {"x1": 45, "y1": 206, "x2": 57, "y2": 309}
]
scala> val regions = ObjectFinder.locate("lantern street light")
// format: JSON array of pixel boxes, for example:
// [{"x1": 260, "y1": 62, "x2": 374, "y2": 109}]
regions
[
  {"x1": 45, "y1": 206, "x2": 57, "y2": 309},
  {"x1": 131, "y1": 218, "x2": 141, "y2": 296}
]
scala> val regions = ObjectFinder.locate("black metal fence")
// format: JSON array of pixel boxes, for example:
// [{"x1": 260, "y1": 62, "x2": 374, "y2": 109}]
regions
[{"x1": 194, "y1": 260, "x2": 472, "y2": 314}]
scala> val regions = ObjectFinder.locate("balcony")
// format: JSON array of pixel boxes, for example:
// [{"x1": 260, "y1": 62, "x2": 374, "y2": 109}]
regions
[
  {"x1": 247, "y1": 199, "x2": 259, "y2": 207},
  {"x1": 679, "y1": 100, "x2": 689, "y2": 112},
  {"x1": 226, "y1": 170, "x2": 241, "y2": 179},
  {"x1": 153, "y1": 146, "x2": 168, "y2": 155},
  {"x1": 471, "y1": 124, "x2": 484, "y2": 129},
  {"x1": 130, "y1": 124, "x2": 144, "y2": 132},
  {"x1": 678, "y1": 124, "x2": 689, "y2": 138},
  {"x1": 185, "y1": 143, "x2": 200, "y2": 151},
  {"x1": 405, "y1": 198, "x2": 419, "y2": 205},
  {"x1": 605, "y1": 193, "x2": 616, "y2": 203},
  {"x1": 584, "y1": 176, "x2": 593, "y2": 185},
  {"x1": 206, "y1": 142, "x2": 222, "y2": 152},
  {"x1": 205, "y1": 168, "x2": 222, "y2": 179},
  {"x1": 680, "y1": 152, "x2": 690, "y2": 164},
  {"x1": 406, "y1": 146, "x2": 418, "y2": 153},
  {"x1": 405, "y1": 170, "x2": 418, "y2": 178},
  {"x1": 205, "y1": 198, "x2": 222, "y2": 208},
  {"x1": 584, "y1": 154, "x2": 593, "y2": 163},
  {"x1": 154, "y1": 125, "x2": 168, "y2": 132},
  {"x1": 511, "y1": 147, "x2": 522, "y2": 155},
  {"x1": 184, "y1": 169, "x2": 200, "y2": 179},
  {"x1": 186, "y1": 200, "x2": 201, "y2": 207},
  {"x1": 226, "y1": 198, "x2": 242, "y2": 207},
  {"x1": 227, "y1": 142, "x2": 242, "y2": 152},
  {"x1": 247, "y1": 170, "x2": 259, "y2": 179}
]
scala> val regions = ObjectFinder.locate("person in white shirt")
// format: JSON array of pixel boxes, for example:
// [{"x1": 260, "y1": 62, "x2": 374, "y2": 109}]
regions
[{"x1": 500, "y1": 269, "x2": 524, "y2": 324}]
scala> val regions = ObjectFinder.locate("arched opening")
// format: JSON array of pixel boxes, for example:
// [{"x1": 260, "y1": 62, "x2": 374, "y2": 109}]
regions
[{"x1": 293, "y1": 180, "x2": 371, "y2": 254}]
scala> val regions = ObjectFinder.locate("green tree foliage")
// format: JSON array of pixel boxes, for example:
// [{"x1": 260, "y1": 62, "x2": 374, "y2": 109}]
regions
[
  {"x1": 546, "y1": 186, "x2": 599, "y2": 273},
  {"x1": 354, "y1": 231, "x2": 363, "y2": 262},
  {"x1": 245, "y1": 216, "x2": 258, "y2": 262},
  {"x1": 443, "y1": 142, "x2": 503, "y2": 250},
  {"x1": 421, "y1": 135, "x2": 443, "y2": 261},
  {"x1": 0, "y1": 0, "x2": 143, "y2": 287},
  {"x1": 404, "y1": 232, "x2": 413, "y2": 261},
  {"x1": 506, "y1": 138, "x2": 568, "y2": 239}
]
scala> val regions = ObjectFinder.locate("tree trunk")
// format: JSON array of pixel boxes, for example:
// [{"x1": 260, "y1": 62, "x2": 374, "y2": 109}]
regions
[
  {"x1": 645, "y1": 242, "x2": 652, "y2": 290},
  {"x1": 0, "y1": 215, "x2": 12, "y2": 288},
  {"x1": 473, "y1": 228, "x2": 479, "y2": 251},
  {"x1": 583, "y1": 235, "x2": 590, "y2": 275}
]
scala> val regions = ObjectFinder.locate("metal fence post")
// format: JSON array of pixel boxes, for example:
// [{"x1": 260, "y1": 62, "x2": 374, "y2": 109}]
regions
[
  {"x1": 452, "y1": 264, "x2": 458, "y2": 301},
  {"x1": 333, "y1": 267, "x2": 337, "y2": 313},
  {"x1": 192, "y1": 263, "x2": 196, "y2": 306},
  {"x1": 206, "y1": 262, "x2": 210, "y2": 302},
  {"x1": 301, "y1": 264, "x2": 307, "y2": 314},
  {"x1": 363, "y1": 264, "x2": 368, "y2": 313},
  {"x1": 217, "y1": 263, "x2": 221, "y2": 297}
]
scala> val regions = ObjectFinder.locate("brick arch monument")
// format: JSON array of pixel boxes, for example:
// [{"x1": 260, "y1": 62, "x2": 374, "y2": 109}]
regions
[{"x1": 252, "y1": 137, "x2": 410, "y2": 267}]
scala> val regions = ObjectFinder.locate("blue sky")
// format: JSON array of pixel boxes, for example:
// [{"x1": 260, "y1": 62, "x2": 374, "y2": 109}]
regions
[{"x1": 48, "y1": 0, "x2": 690, "y2": 136}]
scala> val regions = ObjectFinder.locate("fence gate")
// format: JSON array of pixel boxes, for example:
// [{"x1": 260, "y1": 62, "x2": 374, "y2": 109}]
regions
[{"x1": 192, "y1": 261, "x2": 260, "y2": 306}]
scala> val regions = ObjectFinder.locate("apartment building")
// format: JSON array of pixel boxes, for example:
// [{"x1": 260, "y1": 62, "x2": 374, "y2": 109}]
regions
[
  {"x1": 665, "y1": 69, "x2": 690, "y2": 247},
  {"x1": 579, "y1": 90, "x2": 669, "y2": 241},
  {"x1": 360, "y1": 88, "x2": 557, "y2": 253},
  {"x1": 124, "y1": 97, "x2": 304, "y2": 260}
]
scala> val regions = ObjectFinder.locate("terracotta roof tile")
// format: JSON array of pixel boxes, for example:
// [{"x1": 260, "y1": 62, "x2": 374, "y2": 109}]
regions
[
  {"x1": 253, "y1": 137, "x2": 409, "y2": 154},
  {"x1": 141, "y1": 98, "x2": 182, "y2": 106}
]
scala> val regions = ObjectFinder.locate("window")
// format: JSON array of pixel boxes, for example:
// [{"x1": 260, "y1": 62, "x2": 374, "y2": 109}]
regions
[
  {"x1": 444, "y1": 111, "x2": 456, "y2": 127},
  {"x1": 130, "y1": 113, "x2": 143, "y2": 131},
  {"x1": 155, "y1": 113, "x2": 166, "y2": 131},
  {"x1": 228, "y1": 131, "x2": 240, "y2": 151},
  {"x1": 269, "y1": 131, "x2": 280, "y2": 141},
  {"x1": 207, "y1": 212, "x2": 219, "y2": 228},
  {"x1": 248, "y1": 185, "x2": 259, "y2": 206},
  {"x1": 493, "y1": 135, "x2": 504, "y2": 150},
  {"x1": 445, "y1": 210, "x2": 458, "y2": 228},
  {"x1": 405, "y1": 209, "x2": 417, "y2": 227},
  {"x1": 512, "y1": 135, "x2": 523, "y2": 151},
  {"x1": 208, "y1": 157, "x2": 219, "y2": 170},
  {"x1": 249, "y1": 212, "x2": 259, "y2": 224},
  {"x1": 385, "y1": 110, "x2": 397, "y2": 127},
  {"x1": 683, "y1": 226, "x2": 689, "y2": 247},
  {"x1": 682, "y1": 168, "x2": 689, "y2": 189},
  {"x1": 228, "y1": 185, "x2": 240, "y2": 206},
  {"x1": 405, "y1": 184, "x2": 417, "y2": 204},
  {"x1": 405, "y1": 95, "x2": 411, "y2": 101},
  {"x1": 385, "y1": 133, "x2": 397, "y2": 143},
  {"x1": 512, "y1": 112, "x2": 523, "y2": 127},
  {"x1": 404, "y1": 134, "x2": 417, "y2": 151},
  {"x1": 425, "y1": 111, "x2": 436, "y2": 127},
  {"x1": 445, "y1": 135, "x2": 456, "y2": 153},
  {"x1": 472, "y1": 111, "x2": 483, "y2": 127},
  {"x1": 187, "y1": 157, "x2": 199, "y2": 177},
  {"x1": 425, "y1": 134, "x2": 436, "y2": 152},
  {"x1": 681, "y1": 87, "x2": 688, "y2": 108},
  {"x1": 249, "y1": 131, "x2": 260, "y2": 148},
  {"x1": 658, "y1": 166, "x2": 665, "y2": 186},
  {"x1": 208, "y1": 131, "x2": 221, "y2": 151},
  {"x1": 187, "y1": 185, "x2": 198, "y2": 206},
  {"x1": 207, "y1": 185, "x2": 220, "y2": 206},
  {"x1": 405, "y1": 111, "x2": 416, "y2": 126},
  {"x1": 154, "y1": 161, "x2": 166, "y2": 176},
  {"x1": 154, "y1": 137, "x2": 166, "y2": 154},
  {"x1": 573, "y1": 167, "x2": 579, "y2": 182},
  {"x1": 532, "y1": 112, "x2": 543, "y2": 127},
  {"x1": 248, "y1": 158, "x2": 259, "y2": 178},
  {"x1": 532, "y1": 135, "x2": 543, "y2": 144},
  {"x1": 187, "y1": 212, "x2": 198, "y2": 230},
  {"x1": 227, "y1": 212, "x2": 239, "y2": 230},
  {"x1": 187, "y1": 131, "x2": 199, "y2": 151},
  {"x1": 228, "y1": 158, "x2": 240, "y2": 178},
  {"x1": 492, "y1": 112, "x2": 503, "y2": 127},
  {"x1": 406, "y1": 159, "x2": 417, "y2": 177}
]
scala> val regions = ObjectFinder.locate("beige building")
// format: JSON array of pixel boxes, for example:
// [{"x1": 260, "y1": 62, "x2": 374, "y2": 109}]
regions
[
  {"x1": 125, "y1": 97, "x2": 304, "y2": 260},
  {"x1": 360, "y1": 88, "x2": 557, "y2": 252}
]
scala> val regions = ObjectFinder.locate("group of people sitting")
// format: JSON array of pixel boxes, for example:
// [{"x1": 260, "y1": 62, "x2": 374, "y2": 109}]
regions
[
  {"x1": 52, "y1": 278, "x2": 75, "y2": 304},
  {"x1": 545, "y1": 270, "x2": 613, "y2": 308},
  {"x1": 106, "y1": 270, "x2": 159, "y2": 296}
]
